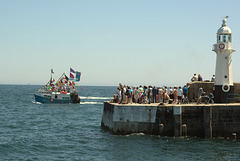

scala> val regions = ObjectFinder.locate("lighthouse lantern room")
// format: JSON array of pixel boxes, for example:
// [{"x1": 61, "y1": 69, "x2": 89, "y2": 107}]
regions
[{"x1": 212, "y1": 16, "x2": 236, "y2": 103}]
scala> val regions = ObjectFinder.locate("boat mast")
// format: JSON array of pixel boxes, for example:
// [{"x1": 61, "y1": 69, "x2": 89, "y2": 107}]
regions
[{"x1": 51, "y1": 68, "x2": 54, "y2": 80}]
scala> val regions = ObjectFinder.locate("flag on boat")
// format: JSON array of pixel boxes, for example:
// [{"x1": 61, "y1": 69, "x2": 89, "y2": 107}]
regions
[
  {"x1": 70, "y1": 68, "x2": 76, "y2": 73},
  {"x1": 70, "y1": 68, "x2": 81, "y2": 82},
  {"x1": 51, "y1": 69, "x2": 54, "y2": 74},
  {"x1": 70, "y1": 73, "x2": 75, "y2": 79},
  {"x1": 70, "y1": 68, "x2": 75, "y2": 80},
  {"x1": 65, "y1": 75, "x2": 69, "y2": 81},
  {"x1": 76, "y1": 72, "x2": 81, "y2": 82}
]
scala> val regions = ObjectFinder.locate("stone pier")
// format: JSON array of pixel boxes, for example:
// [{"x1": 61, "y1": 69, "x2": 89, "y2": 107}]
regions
[{"x1": 101, "y1": 102, "x2": 240, "y2": 138}]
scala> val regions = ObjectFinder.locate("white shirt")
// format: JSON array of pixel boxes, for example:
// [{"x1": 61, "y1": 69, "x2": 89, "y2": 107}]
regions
[
  {"x1": 178, "y1": 89, "x2": 183, "y2": 96},
  {"x1": 191, "y1": 75, "x2": 198, "y2": 81},
  {"x1": 159, "y1": 88, "x2": 163, "y2": 95},
  {"x1": 117, "y1": 90, "x2": 121, "y2": 98},
  {"x1": 123, "y1": 87, "x2": 126, "y2": 94}
]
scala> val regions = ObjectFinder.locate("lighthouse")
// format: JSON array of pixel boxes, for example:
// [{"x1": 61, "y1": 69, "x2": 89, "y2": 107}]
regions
[{"x1": 212, "y1": 17, "x2": 236, "y2": 103}]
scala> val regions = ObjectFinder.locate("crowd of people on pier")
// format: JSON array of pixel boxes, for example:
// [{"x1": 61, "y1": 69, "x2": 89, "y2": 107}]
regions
[
  {"x1": 110, "y1": 73, "x2": 216, "y2": 104},
  {"x1": 110, "y1": 83, "x2": 190, "y2": 104}
]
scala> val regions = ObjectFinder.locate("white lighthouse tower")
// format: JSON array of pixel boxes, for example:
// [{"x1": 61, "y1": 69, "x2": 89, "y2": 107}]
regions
[{"x1": 212, "y1": 17, "x2": 236, "y2": 103}]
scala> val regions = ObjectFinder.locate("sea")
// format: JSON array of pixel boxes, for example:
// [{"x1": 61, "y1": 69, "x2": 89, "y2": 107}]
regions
[{"x1": 0, "y1": 85, "x2": 240, "y2": 161}]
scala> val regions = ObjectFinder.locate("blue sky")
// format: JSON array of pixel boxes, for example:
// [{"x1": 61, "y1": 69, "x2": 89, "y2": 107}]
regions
[{"x1": 0, "y1": 0, "x2": 240, "y2": 86}]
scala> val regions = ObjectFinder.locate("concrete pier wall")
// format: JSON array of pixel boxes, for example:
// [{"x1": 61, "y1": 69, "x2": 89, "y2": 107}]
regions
[
  {"x1": 187, "y1": 81, "x2": 240, "y2": 103},
  {"x1": 101, "y1": 102, "x2": 157, "y2": 134},
  {"x1": 101, "y1": 102, "x2": 240, "y2": 138}
]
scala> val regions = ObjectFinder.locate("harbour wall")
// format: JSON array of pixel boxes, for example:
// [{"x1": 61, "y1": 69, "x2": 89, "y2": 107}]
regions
[
  {"x1": 101, "y1": 102, "x2": 240, "y2": 138},
  {"x1": 187, "y1": 81, "x2": 240, "y2": 102},
  {"x1": 101, "y1": 102, "x2": 157, "y2": 134}
]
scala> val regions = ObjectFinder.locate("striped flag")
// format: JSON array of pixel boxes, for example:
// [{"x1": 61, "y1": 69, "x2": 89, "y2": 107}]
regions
[
  {"x1": 70, "y1": 73, "x2": 75, "y2": 79},
  {"x1": 70, "y1": 68, "x2": 75, "y2": 80},
  {"x1": 70, "y1": 68, "x2": 76, "y2": 73}
]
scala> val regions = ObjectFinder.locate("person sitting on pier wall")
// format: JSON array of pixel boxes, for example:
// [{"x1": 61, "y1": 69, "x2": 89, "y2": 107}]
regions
[
  {"x1": 191, "y1": 74, "x2": 198, "y2": 82},
  {"x1": 211, "y1": 75, "x2": 215, "y2": 82},
  {"x1": 110, "y1": 94, "x2": 118, "y2": 103},
  {"x1": 198, "y1": 74, "x2": 203, "y2": 81}
]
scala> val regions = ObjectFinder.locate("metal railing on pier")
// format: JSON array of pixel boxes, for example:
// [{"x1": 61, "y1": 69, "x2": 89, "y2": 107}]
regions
[{"x1": 226, "y1": 94, "x2": 240, "y2": 103}]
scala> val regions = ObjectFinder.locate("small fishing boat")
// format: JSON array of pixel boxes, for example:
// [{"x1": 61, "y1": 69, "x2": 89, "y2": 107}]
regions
[{"x1": 34, "y1": 68, "x2": 81, "y2": 104}]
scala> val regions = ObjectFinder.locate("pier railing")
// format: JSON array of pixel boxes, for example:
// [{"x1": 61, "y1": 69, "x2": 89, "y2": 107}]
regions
[{"x1": 226, "y1": 94, "x2": 240, "y2": 103}]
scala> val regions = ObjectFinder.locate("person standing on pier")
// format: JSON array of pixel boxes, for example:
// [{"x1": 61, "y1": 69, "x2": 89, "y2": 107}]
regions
[
  {"x1": 127, "y1": 86, "x2": 133, "y2": 104},
  {"x1": 153, "y1": 86, "x2": 157, "y2": 103},
  {"x1": 143, "y1": 86, "x2": 148, "y2": 104},
  {"x1": 119, "y1": 84, "x2": 124, "y2": 104},
  {"x1": 134, "y1": 86, "x2": 139, "y2": 103},
  {"x1": 168, "y1": 87, "x2": 173, "y2": 95},
  {"x1": 148, "y1": 86, "x2": 153, "y2": 104},
  {"x1": 163, "y1": 89, "x2": 170, "y2": 103},
  {"x1": 177, "y1": 86, "x2": 183, "y2": 104},
  {"x1": 139, "y1": 85, "x2": 144, "y2": 94},
  {"x1": 173, "y1": 86, "x2": 178, "y2": 103},
  {"x1": 183, "y1": 85, "x2": 189, "y2": 97},
  {"x1": 116, "y1": 87, "x2": 122, "y2": 104},
  {"x1": 159, "y1": 87, "x2": 163, "y2": 103},
  {"x1": 197, "y1": 87, "x2": 205, "y2": 104}
]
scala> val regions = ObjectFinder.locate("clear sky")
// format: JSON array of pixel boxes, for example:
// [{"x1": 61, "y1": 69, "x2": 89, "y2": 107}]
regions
[{"x1": 0, "y1": 0, "x2": 240, "y2": 86}]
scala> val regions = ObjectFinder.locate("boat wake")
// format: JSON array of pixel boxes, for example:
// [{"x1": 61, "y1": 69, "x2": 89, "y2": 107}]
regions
[
  {"x1": 80, "y1": 102, "x2": 103, "y2": 105},
  {"x1": 80, "y1": 96, "x2": 112, "y2": 100},
  {"x1": 126, "y1": 133, "x2": 146, "y2": 136},
  {"x1": 32, "y1": 101, "x2": 42, "y2": 104}
]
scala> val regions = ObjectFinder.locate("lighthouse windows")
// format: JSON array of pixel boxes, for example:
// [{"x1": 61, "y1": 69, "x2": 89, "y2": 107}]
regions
[
  {"x1": 228, "y1": 35, "x2": 231, "y2": 42},
  {"x1": 223, "y1": 35, "x2": 226, "y2": 42},
  {"x1": 218, "y1": 35, "x2": 221, "y2": 43},
  {"x1": 218, "y1": 34, "x2": 231, "y2": 43}
]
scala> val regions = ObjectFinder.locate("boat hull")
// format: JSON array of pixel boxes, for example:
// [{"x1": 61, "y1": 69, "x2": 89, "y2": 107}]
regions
[{"x1": 34, "y1": 93, "x2": 80, "y2": 104}]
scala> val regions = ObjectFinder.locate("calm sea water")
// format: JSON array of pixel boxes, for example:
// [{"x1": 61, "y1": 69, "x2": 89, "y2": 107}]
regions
[{"x1": 0, "y1": 85, "x2": 240, "y2": 161}]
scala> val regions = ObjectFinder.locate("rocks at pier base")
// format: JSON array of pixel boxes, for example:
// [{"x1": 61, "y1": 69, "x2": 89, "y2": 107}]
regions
[{"x1": 101, "y1": 102, "x2": 240, "y2": 138}]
